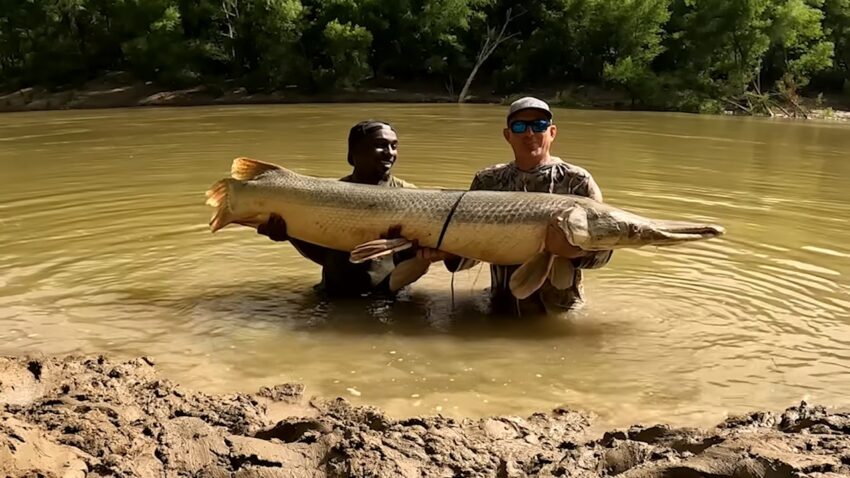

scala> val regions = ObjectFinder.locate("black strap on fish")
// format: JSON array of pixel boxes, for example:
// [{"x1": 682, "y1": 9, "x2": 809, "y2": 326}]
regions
[{"x1": 436, "y1": 191, "x2": 467, "y2": 250}]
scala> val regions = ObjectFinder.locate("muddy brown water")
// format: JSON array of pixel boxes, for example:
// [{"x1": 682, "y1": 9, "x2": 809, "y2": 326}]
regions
[{"x1": 1, "y1": 104, "x2": 848, "y2": 428}]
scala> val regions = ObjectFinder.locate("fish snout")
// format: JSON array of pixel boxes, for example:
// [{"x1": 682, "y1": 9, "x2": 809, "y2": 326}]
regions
[{"x1": 641, "y1": 220, "x2": 726, "y2": 245}]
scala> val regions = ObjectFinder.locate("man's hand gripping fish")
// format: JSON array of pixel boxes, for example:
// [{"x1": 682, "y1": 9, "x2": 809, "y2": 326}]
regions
[{"x1": 205, "y1": 158, "x2": 725, "y2": 299}]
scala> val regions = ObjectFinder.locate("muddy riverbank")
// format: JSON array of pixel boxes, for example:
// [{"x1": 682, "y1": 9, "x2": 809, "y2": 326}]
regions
[
  {"x1": 1, "y1": 355, "x2": 848, "y2": 477},
  {"x1": 2, "y1": 73, "x2": 848, "y2": 121},
  {"x1": 0, "y1": 74, "x2": 489, "y2": 113}
]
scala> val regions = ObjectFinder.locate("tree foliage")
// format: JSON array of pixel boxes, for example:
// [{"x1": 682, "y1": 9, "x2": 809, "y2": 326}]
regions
[{"x1": 1, "y1": 0, "x2": 847, "y2": 109}]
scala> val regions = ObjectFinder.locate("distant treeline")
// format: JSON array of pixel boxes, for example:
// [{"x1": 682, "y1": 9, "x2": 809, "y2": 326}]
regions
[{"x1": 2, "y1": 0, "x2": 849, "y2": 113}]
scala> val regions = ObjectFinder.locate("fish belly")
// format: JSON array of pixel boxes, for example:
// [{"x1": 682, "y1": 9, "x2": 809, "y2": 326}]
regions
[{"x1": 285, "y1": 202, "x2": 449, "y2": 251}]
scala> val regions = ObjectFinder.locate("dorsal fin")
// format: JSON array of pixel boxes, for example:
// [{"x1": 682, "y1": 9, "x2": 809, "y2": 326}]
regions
[{"x1": 231, "y1": 157, "x2": 284, "y2": 180}]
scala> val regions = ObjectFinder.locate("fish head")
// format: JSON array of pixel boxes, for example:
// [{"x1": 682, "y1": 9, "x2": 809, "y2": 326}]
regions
[{"x1": 559, "y1": 205, "x2": 725, "y2": 250}]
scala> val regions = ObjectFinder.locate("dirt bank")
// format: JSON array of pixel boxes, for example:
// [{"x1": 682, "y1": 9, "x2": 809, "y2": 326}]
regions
[
  {"x1": 1, "y1": 355, "x2": 848, "y2": 477},
  {"x1": 0, "y1": 74, "x2": 483, "y2": 114},
  {"x1": 4, "y1": 73, "x2": 848, "y2": 121}
]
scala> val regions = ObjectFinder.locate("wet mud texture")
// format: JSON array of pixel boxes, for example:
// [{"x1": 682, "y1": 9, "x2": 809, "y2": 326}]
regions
[{"x1": 1, "y1": 355, "x2": 848, "y2": 478}]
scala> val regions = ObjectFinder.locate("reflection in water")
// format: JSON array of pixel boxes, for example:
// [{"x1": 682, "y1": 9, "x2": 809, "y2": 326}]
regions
[
  {"x1": 1, "y1": 105, "x2": 848, "y2": 428},
  {"x1": 174, "y1": 281, "x2": 604, "y2": 340}
]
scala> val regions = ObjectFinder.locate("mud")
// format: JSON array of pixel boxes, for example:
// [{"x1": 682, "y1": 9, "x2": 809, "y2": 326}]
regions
[
  {"x1": 0, "y1": 74, "x2": 476, "y2": 114},
  {"x1": 3, "y1": 73, "x2": 848, "y2": 122},
  {"x1": 1, "y1": 355, "x2": 848, "y2": 478}
]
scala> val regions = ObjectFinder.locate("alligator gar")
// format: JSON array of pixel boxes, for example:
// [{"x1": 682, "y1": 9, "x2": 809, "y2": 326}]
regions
[{"x1": 205, "y1": 158, "x2": 725, "y2": 299}]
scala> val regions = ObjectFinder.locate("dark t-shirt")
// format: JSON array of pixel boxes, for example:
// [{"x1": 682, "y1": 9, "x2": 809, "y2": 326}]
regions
[{"x1": 289, "y1": 174, "x2": 416, "y2": 297}]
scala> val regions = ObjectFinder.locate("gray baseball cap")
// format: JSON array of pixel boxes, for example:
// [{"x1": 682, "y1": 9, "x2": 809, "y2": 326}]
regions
[{"x1": 507, "y1": 96, "x2": 552, "y2": 122}]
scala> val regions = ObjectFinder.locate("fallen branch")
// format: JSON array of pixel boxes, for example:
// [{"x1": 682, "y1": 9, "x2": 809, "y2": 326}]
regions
[
  {"x1": 785, "y1": 94, "x2": 809, "y2": 119},
  {"x1": 772, "y1": 101, "x2": 793, "y2": 118},
  {"x1": 723, "y1": 98, "x2": 753, "y2": 115}
]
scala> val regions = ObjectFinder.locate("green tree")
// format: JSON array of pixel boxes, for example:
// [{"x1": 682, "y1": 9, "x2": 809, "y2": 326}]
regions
[
  {"x1": 120, "y1": 1, "x2": 195, "y2": 85},
  {"x1": 601, "y1": 0, "x2": 672, "y2": 106},
  {"x1": 763, "y1": 0, "x2": 834, "y2": 95},
  {"x1": 822, "y1": 0, "x2": 850, "y2": 91},
  {"x1": 0, "y1": 0, "x2": 122, "y2": 87},
  {"x1": 661, "y1": 0, "x2": 773, "y2": 102},
  {"x1": 298, "y1": 0, "x2": 488, "y2": 88},
  {"x1": 1, "y1": 0, "x2": 846, "y2": 113},
  {"x1": 230, "y1": 0, "x2": 305, "y2": 89},
  {"x1": 492, "y1": 1, "x2": 670, "y2": 91},
  {"x1": 318, "y1": 19, "x2": 373, "y2": 88}
]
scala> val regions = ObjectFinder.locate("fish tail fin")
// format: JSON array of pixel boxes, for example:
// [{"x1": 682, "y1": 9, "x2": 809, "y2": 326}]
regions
[
  {"x1": 231, "y1": 157, "x2": 283, "y2": 180},
  {"x1": 205, "y1": 178, "x2": 237, "y2": 232}
]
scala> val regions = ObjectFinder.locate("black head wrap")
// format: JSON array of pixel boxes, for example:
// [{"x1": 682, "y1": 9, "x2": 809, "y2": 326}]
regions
[{"x1": 347, "y1": 120, "x2": 395, "y2": 165}]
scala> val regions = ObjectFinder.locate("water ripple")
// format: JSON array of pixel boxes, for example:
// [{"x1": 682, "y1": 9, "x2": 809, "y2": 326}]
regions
[{"x1": 1, "y1": 105, "x2": 848, "y2": 428}]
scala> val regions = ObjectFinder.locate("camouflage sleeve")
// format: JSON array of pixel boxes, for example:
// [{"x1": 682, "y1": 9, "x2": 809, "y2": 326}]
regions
[
  {"x1": 582, "y1": 174, "x2": 604, "y2": 202},
  {"x1": 573, "y1": 173, "x2": 613, "y2": 269},
  {"x1": 443, "y1": 174, "x2": 485, "y2": 273},
  {"x1": 469, "y1": 173, "x2": 485, "y2": 191}
]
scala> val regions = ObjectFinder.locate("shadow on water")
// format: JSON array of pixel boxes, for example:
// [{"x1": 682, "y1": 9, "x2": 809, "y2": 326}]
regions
[{"x1": 143, "y1": 280, "x2": 607, "y2": 342}]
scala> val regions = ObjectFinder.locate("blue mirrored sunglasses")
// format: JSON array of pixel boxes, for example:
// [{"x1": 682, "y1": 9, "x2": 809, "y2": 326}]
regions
[{"x1": 509, "y1": 119, "x2": 551, "y2": 134}]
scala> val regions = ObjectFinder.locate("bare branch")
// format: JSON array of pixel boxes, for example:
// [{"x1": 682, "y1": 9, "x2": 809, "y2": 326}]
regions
[
  {"x1": 783, "y1": 93, "x2": 809, "y2": 119},
  {"x1": 458, "y1": 8, "x2": 522, "y2": 103},
  {"x1": 722, "y1": 97, "x2": 753, "y2": 115}
]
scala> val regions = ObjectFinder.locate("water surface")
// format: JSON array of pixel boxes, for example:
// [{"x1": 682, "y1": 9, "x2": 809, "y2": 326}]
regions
[{"x1": 1, "y1": 104, "x2": 848, "y2": 427}]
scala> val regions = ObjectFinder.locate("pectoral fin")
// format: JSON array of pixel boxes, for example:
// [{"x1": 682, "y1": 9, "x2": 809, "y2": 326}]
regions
[
  {"x1": 549, "y1": 257, "x2": 575, "y2": 290},
  {"x1": 509, "y1": 251, "x2": 555, "y2": 300},
  {"x1": 350, "y1": 238, "x2": 415, "y2": 264},
  {"x1": 389, "y1": 257, "x2": 432, "y2": 291}
]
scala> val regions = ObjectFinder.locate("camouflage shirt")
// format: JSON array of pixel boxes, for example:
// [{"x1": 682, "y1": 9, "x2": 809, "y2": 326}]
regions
[
  {"x1": 457, "y1": 157, "x2": 613, "y2": 315},
  {"x1": 289, "y1": 174, "x2": 415, "y2": 297}
]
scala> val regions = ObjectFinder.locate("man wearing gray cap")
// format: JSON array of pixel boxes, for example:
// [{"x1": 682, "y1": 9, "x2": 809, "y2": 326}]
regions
[{"x1": 420, "y1": 97, "x2": 613, "y2": 315}]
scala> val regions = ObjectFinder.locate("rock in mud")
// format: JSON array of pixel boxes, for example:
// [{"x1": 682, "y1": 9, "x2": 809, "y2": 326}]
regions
[{"x1": 1, "y1": 355, "x2": 848, "y2": 477}]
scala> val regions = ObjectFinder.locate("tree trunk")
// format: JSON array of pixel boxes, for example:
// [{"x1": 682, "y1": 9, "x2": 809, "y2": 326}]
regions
[{"x1": 458, "y1": 62, "x2": 482, "y2": 103}]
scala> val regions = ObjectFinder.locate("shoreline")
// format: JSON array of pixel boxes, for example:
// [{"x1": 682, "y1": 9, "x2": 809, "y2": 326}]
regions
[
  {"x1": 2, "y1": 354, "x2": 848, "y2": 477},
  {"x1": 2, "y1": 76, "x2": 848, "y2": 122},
  {"x1": 0, "y1": 79, "x2": 496, "y2": 114}
]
